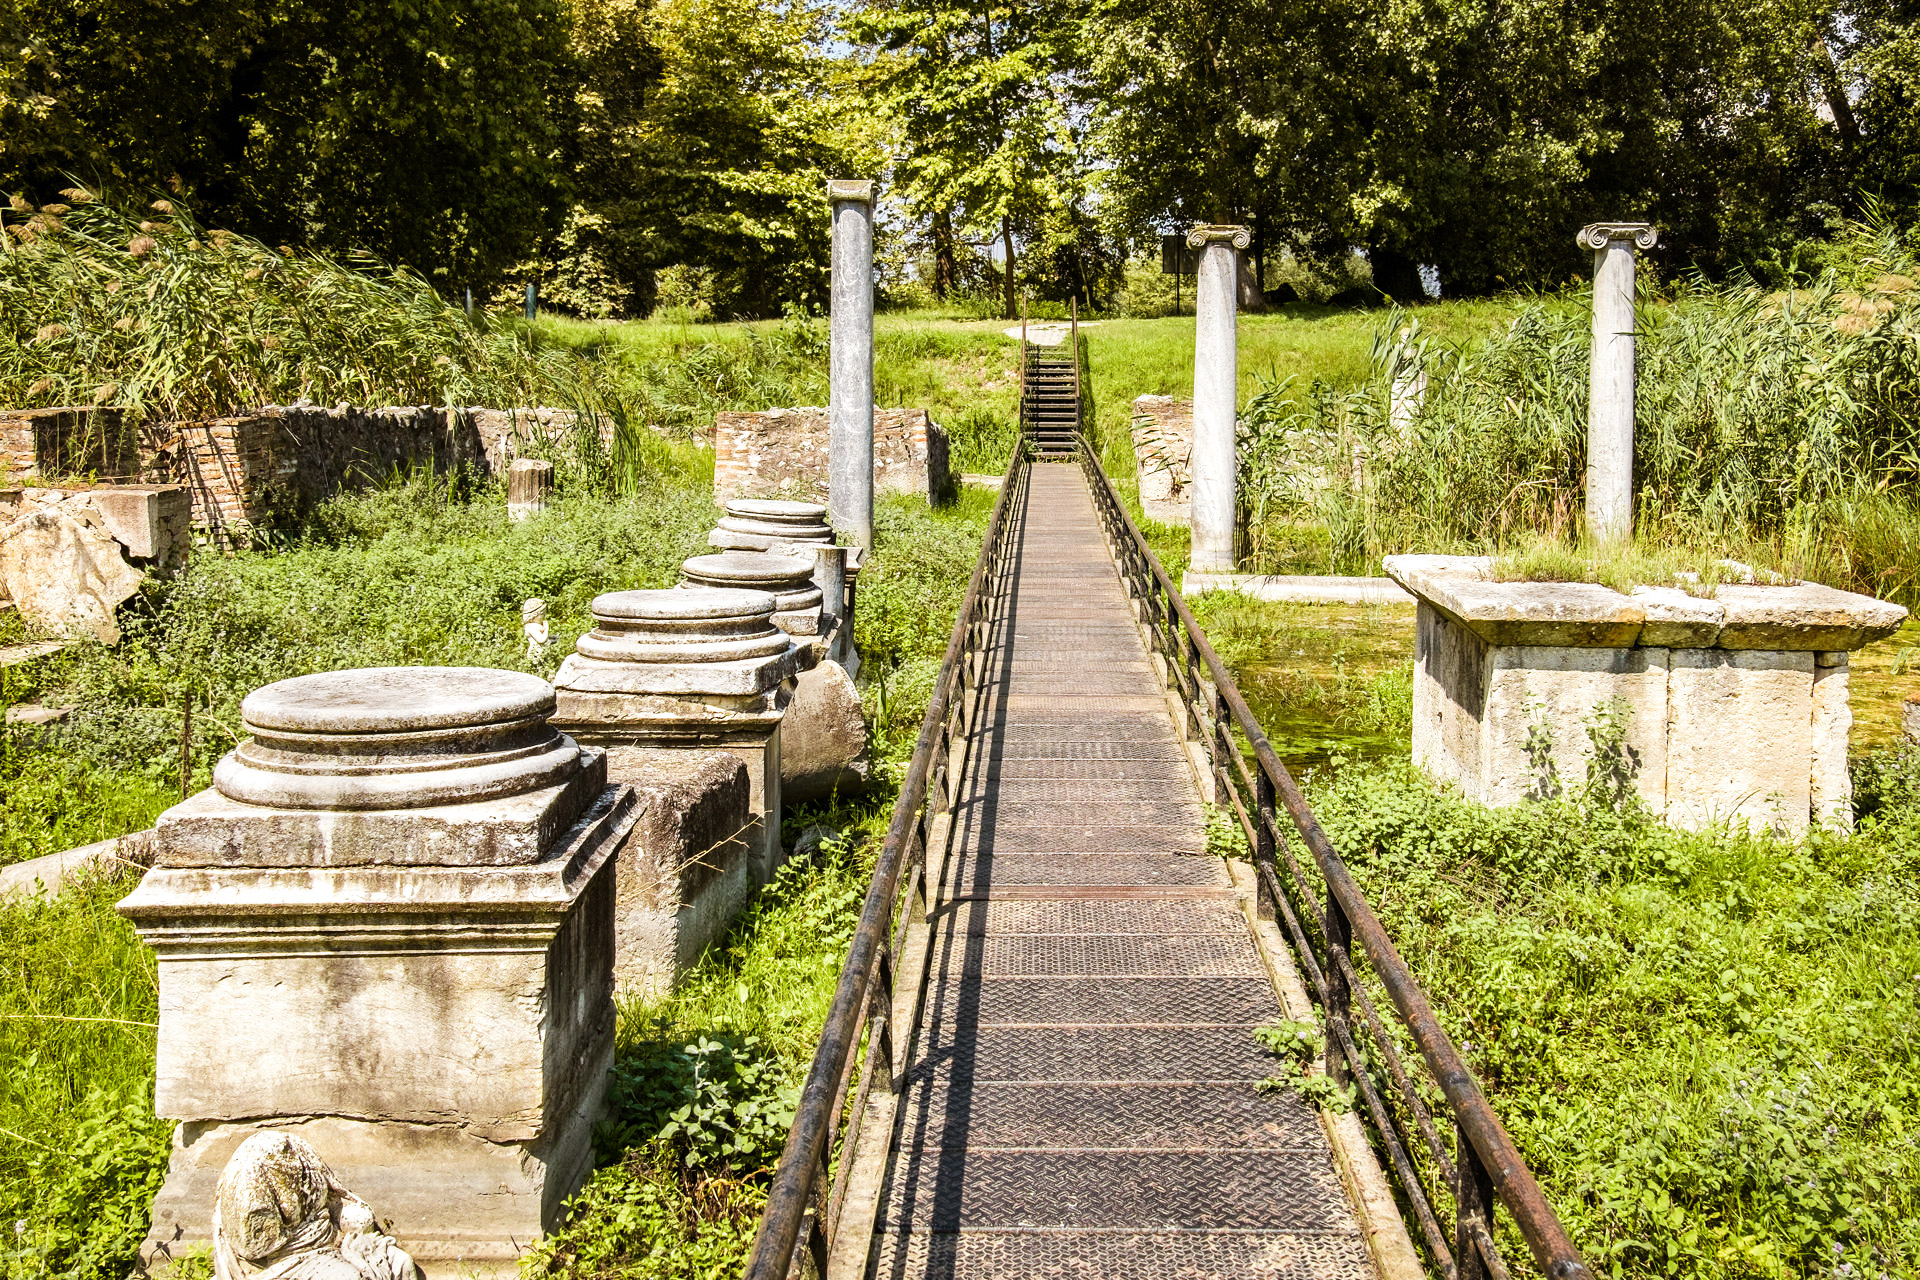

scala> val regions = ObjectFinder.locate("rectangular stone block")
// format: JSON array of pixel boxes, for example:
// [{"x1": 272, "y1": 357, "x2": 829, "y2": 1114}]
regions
[
  {"x1": 602, "y1": 746, "x2": 753, "y2": 996},
  {"x1": 1481, "y1": 644, "x2": 1668, "y2": 809},
  {"x1": 1665, "y1": 649, "x2": 1814, "y2": 834},
  {"x1": 1411, "y1": 602, "x2": 1488, "y2": 799},
  {"x1": 89, "y1": 484, "x2": 189, "y2": 561},
  {"x1": 1130, "y1": 395, "x2": 1192, "y2": 526},
  {"x1": 713, "y1": 407, "x2": 953, "y2": 506},
  {"x1": 1811, "y1": 656, "x2": 1852, "y2": 831},
  {"x1": 151, "y1": 765, "x2": 605, "y2": 868}
]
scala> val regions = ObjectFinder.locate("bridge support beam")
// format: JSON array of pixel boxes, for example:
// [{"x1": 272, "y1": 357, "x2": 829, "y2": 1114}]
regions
[
  {"x1": 1579, "y1": 222, "x2": 1655, "y2": 545},
  {"x1": 828, "y1": 180, "x2": 876, "y2": 550},
  {"x1": 1188, "y1": 223, "x2": 1248, "y2": 573}
]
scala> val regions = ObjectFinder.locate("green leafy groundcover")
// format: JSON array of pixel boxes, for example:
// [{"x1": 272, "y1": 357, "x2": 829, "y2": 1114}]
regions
[{"x1": 1306, "y1": 748, "x2": 1920, "y2": 1280}]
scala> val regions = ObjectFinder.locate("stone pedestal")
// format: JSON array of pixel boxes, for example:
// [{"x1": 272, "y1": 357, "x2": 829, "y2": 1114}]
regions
[
  {"x1": 828, "y1": 180, "x2": 876, "y2": 550},
  {"x1": 552, "y1": 588, "x2": 813, "y2": 886},
  {"x1": 1578, "y1": 223, "x2": 1655, "y2": 543},
  {"x1": 709, "y1": 498, "x2": 836, "y2": 551},
  {"x1": 119, "y1": 668, "x2": 632, "y2": 1274},
  {"x1": 1906, "y1": 692, "x2": 1920, "y2": 744},
  {"x1": 681, "y1": 550, "x2": 823, "y2": 635},
  {"x1": 706, "y1": 501, "x2": 860, "y2": 674},
  {"x1": 1187, "y1": 224, "x2": 1249, "y2": 572},
  {"x1": 680, "y1": 550, "x2": 871, "y2": 803},
  {"x1": 1387, "y1": 555, "x2": 1907, "y2": 833}
]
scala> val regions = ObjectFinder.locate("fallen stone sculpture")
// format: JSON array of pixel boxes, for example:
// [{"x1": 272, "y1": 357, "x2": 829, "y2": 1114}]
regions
[{"x1": 212, "y1": 1131, "x2": 418, "y2": 1280}]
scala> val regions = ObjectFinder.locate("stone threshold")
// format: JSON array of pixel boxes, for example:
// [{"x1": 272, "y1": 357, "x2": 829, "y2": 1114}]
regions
[{"x1": 1181, "y1": 572, "x2": 1413, "y2": 605}]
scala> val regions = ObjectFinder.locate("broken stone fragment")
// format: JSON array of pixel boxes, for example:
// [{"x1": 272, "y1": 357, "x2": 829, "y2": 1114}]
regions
[
  {"x1": 781, "y1": 659, "x2": 870, "y2": 803},
  {"x1": 0, "y1": 501, "x2": 144, "y2": 642}
]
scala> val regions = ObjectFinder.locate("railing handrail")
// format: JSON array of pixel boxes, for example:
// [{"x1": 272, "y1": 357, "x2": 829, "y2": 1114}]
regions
[
  {"x1": 1075, "y1": 439, "x2": 1592, "y2": 1280},
  {"x1": 743, "y1": 443, "x2": 1032, "y2": 1280}
]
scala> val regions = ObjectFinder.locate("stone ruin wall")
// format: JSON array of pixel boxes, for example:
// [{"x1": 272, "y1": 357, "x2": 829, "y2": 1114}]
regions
[
  {"x1": 1130, "y1": 395, "x2": 1193, "y2": 526},
  {"x1": 1, "y1": 404, "x2": 591, "y2": 543},
  {"x1": 713, "y1": 407, "x2": 954, "y2": 506}
]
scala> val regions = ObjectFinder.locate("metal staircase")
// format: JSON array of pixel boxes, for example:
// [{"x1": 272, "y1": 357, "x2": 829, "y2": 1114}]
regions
[{"x1": 1018, "y1": 302, "x2": 1082, "y2": 460}]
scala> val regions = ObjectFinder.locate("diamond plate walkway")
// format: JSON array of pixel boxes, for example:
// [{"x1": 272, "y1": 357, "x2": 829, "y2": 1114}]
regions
[{"x1": 869, "y1": 463, "x2": 1376, "y2": 1280}]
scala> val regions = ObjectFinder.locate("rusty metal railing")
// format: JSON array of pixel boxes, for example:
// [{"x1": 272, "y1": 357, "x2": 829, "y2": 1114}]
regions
[
  {"x1": 743, "y1": 445, "x2": 1033, "y2": 1280},
  {"x1": 1076, "y1": 441, "x2": 1593, "y2": 1280}
]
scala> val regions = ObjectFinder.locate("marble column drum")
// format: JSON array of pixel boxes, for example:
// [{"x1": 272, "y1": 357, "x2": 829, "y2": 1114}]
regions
[
  {"x1": 551, "y1": 588, "x2": 813, "y2": 888},
  {"x1": 118, "y1": 667, "x2": 634, "y2": 1275},
  {"x1": 680, "y1": 550, "x2": 824, "y2": 636},
  {"x1": 680, "y1": 551, "x2": 870, "y2": 805},
  {"x1": 708, "y1": 497, "x2": 837, "y2": 551}
]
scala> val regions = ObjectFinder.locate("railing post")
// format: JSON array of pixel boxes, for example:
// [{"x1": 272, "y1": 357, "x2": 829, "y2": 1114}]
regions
[
  {"x1": 1211, "y1": 687, "x2": 1231, "y2": 804},
  {"x1": 1254, "y1": 769, "x2": 1276, "y2": 922},
  {"x1": 1457, "y1": 1126, "x2": 1494, "y2": 1280},
  {"x1": 1324, "y1": 890, "x2": 1352, "y2": 1087}
]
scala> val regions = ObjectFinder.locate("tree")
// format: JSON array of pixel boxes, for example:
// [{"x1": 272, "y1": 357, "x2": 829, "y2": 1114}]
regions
[
  {"x1": 1083, "y1": 0, "x2": 1377, "y2": 302},
  {"x1": 539, "y1": 0, "x2": 883, "y2": 317},
  {"x1": 852, "y1": 0, "x2": 1081, "y2": 316},
  {"x1": 4, "y1": 0, "x2": 575, "y2": 289}
]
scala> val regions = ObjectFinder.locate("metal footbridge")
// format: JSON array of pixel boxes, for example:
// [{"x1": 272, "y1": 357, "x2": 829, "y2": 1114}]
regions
[{"x1": 747, "y1": 441, "x2": 1594, "y2": 1280}]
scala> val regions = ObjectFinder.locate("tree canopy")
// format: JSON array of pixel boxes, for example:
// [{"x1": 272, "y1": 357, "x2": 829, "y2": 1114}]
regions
[{"x1": 7, "y1": 0, "x2": 1920, "y2": 311}]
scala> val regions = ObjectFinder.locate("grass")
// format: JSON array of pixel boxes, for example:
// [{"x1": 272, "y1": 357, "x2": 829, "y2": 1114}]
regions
[
  {"x1": 1304, "y1": 754, "x2": 1920, "y2": 1279},
  {"x1": 1236, "y1": 218, "x2": 1920, "y2": 601},
  {"x1": 1199, "y1": 583, "x2": 1920, "y2": 1279},
  {"x1": 0, "y1": 195, "x2": 628, "y2": 424}
]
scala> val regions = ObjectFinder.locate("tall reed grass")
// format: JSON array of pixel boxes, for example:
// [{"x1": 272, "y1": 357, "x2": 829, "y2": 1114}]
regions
[
  {"x1": 0, "y1": 192, "x2": 628, "y2": 427},
  {"x1": 1244, "y1": 217, "x2": 1920, "y2": 604}
]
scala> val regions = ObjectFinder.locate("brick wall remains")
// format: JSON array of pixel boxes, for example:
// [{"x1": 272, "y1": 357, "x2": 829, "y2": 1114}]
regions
[
  {"x1": 713, "y1": 407, "x2": 953, "y2": 506},
  {"x1": 1, "y1": 407, "x2": 139, "y2": 484}
]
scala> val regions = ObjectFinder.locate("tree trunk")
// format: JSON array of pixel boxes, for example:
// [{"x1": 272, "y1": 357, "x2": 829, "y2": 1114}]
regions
[
  {"x1": 933, "y1": 209, "x2": 956, "y2": 300},
  {"x1": 1813, "y1": 36, "x2": 1861, "y2": 145},
  {"x1": 1002, "y1": 216, "x2": 1015, "y2": 319}
]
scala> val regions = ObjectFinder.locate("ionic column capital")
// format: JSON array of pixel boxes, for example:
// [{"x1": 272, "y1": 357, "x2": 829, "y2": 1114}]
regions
[
  {"x1": 1577, "y1": 222, "x2": 1657, "y2": 251},
  {"x1": 827, "y1": 179, "x2": 876, "y2": 206},
  {"x1": 1185, "y1": 223, "x2": 1251, "y2": 251}
]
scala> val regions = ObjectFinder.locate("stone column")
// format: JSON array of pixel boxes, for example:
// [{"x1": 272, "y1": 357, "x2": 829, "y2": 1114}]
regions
[
  {"x1": 507, "y1": 457, "x2": 553, "y2": 521},
  {"x1": 1578, "y1": 222, "x2": 1656, "y2": 544},
  {"x1": 119, "y1": 667, "x2": 632, "y2": 1273},
  {"x1": 1187, "y1": 224, "x2": 1250, "y2": 573},
  {"x1": 828, "y1": 180, "x2": 876, "y2": 550},
  {"x1": 551, "y1": 588, "x2": 814, "y2": 886},
  {"x1": 807, "y1": 544, "x2": 853, "y2": 669}
]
